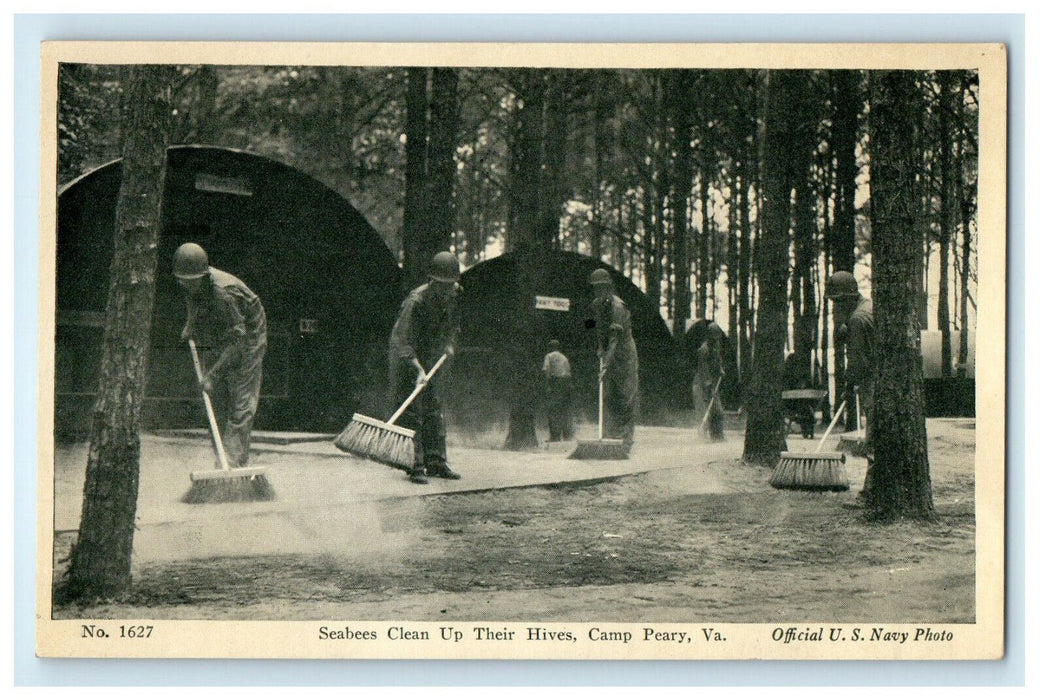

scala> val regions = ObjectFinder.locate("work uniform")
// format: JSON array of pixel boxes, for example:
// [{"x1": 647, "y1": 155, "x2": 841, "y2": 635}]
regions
[
  {"x1": 845, "y1": 296, "x2": 876, "y2": 458},
  {"x1": 388, "y1": 282, "x2": 459, "y2": 474},
  {"x1": 693, "y1": 337, "x2": 725, "y2": 440},
  {"x1": 542, "y1": 350, "x2": 574, "y2": 441},
  {"x1": 589, "y1": 294, "x2": 639, "y2": 446},
  {"x1": 184, "y1": 267, "x2": 267, "y2": 469}
]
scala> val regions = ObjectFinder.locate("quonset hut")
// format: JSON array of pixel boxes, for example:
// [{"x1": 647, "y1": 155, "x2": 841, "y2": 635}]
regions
[
  {"x1": 55, "y1": 145, "x2": 402, "y2": 437},
  {"x1": 448, "y1": 250, "x2": 690, "y2": 433}
]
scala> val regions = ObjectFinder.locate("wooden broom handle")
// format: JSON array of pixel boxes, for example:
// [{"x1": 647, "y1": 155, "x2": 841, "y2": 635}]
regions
[
  {"x1": 815, "y1": 402, "x2": 848, "y2": 453},
  {"x1": 387, "y1": 353, "x2": 448, "y2": 425},
  {"x1": 189, "y1": 339, "x2": 231, "y2": 472},
  {"x1": 698, "y1": 375, "x2": 723, "y2": 432},
  {"x1": 598, "y1": 358, "x2": 605, "y2": 441}
]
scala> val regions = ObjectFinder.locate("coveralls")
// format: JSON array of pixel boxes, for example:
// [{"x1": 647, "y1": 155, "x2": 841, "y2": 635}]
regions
[
  {"x1": 693, "y1": 337, "x2": 725, "y2": 440},
  {"x1": 589, "y1": 294, "x2": 639, "y2": 446},
  {"x1": 845, "y1": 296, "x2": 876, "y2": 458},
  {"x1": 542, "y1": 350, "x2": 574, "y2": 441},
  {"x1": 388, "y1": 282, "x2": 459, "y2": 474},
  {"x1": 184, "y1": 267, "x2": 267, "y2": 469}
]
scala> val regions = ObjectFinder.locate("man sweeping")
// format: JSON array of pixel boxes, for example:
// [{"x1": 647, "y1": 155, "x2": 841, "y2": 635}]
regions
[
  {"x1": 542, "y1": 340, "x2": 574, "y2": 442},
  {"x1": 587, "y1": 268, "x2": 639, "y2": 451},
  {"x1": 693, "y1": 322, "x2": 725, "y2": 441},
  {"x1": 826, "y1": 270, "x2": 876, "y2": 495},
  {"x1": 175, "y1": 242, "x2": 267, "y2": 470},
  {"x1": 389, "y1": 251, "x2": 462, "y2": 485}
]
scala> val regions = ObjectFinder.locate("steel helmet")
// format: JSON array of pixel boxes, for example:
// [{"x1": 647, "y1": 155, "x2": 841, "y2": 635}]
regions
[
  {"x1": 589, "y1": 268, "x2": 612, "y2": 286},
  {"x1": 173, "y1": 243, "x2": 209, "y2": 279},
  {"x1": 826, "y1": 271, "x2": 859, "y2": 300},
  {"x1": 429, "y1": 251, "x2": 461, "y2": 283}
]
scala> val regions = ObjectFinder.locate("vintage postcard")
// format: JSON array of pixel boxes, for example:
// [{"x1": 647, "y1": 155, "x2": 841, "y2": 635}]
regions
[{"x1": 36, "y1": 41, "x2": 1006, "y2": 660}]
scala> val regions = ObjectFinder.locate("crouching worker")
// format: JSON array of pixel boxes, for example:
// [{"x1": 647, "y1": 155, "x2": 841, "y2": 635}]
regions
[
  {"x1": 389, "y1": 252, "x2": 463, "y2": 484},
  {"x1": 174, "y1": 242, "x2": 267, "y2": 469}
]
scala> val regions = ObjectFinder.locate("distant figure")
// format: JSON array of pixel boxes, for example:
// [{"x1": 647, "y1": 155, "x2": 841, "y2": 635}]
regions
[
  {"x1": 542, "y1": 340, "x2": 574, "y2": 442},
  {"x1": 693, "y1": 322, "x2": 725, "y2": 441},
  {"x1": 388, "y1": 251, "x2": 462, "y2": 485},
  {"x1": 174, "y1": 242, "x2": 267, "y2": 469},
  {"x1": 827, "y1": 270, "x2": 876, "y2": 494},
  {"x1": 587, "y1": 268, "x2": 639, "y2": 450}
]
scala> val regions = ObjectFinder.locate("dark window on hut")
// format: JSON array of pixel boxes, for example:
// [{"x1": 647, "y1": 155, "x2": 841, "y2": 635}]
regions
[{"x1": 194, "y1": 173, "x2": 253, "y2": 197}]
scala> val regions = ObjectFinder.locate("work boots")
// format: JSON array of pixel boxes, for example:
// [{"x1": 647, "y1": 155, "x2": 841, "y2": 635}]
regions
[
  {"x1": 408, "y1": 467, "x2": 429, "y2": 484},
  {"x1": 426, "y1": 464, "x2": 461, "y2": 480}
]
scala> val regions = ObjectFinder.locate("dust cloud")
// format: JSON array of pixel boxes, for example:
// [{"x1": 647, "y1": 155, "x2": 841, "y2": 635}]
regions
[{"x1": 131, "y1": 494, "x2": 434, "y2": 566}]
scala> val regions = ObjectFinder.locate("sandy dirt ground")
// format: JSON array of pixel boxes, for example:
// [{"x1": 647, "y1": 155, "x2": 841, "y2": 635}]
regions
[{"x1": 49, "y1": 418, "x2": 975, "y2": 622}]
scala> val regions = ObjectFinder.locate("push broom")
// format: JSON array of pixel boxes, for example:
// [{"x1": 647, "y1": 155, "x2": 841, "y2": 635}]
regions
[
  {"x1": 697, "y1": 376, "x2": 724, "y2": 440},
  {"x1": 569, "y1": 359, "x2": 631, "y2": 460},
  {"x1": 181, "y1": 339, "x2": 276, "y2": 504},
  {"x1": 836, "y1": 390, "x2": 868, "y2": 456},
  {"x1": 334, "y1": 353, "x2": 448, "y2": 470},
  {"x1": 769, "y1": 401, "x2": 849, "y2": 492}
]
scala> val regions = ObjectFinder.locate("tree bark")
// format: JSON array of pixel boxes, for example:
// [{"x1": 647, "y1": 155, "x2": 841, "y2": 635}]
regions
[
  {"x1": 423, "y1": 68, "x2": 460, "y2": 261},
  {"x1": 60, "y1": 65, "x2": 175, "y2": 602},
  {"x1": 937, "y1": 71, "x2": 960, "y2": 378},
  {"x1": 866, "y1": 70, "x2": 935, "y2": 521},
  {"x1": 830, "y1": 71, "x2": 861, "y2": 421},
  {"x1": 743, "y1": 70, "x2": 798, "y2": 466},
  {"x1": 402, "y1": 67, "x2": 428, "y2": 288},
  {"x1": 670, "y1": 69, "x2": 693, "y2": 336},
  {"x1": 504, "y1": 70, "x2": 546, "y2": 450}
]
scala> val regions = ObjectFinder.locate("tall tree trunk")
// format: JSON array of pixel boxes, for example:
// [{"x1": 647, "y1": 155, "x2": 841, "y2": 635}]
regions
[
  {"x1": 670, "y1": 69, "x2": 693, "y2": 336},
  {"x1": 866, "y1": 70, "x2": 935, "y2": 521},
  {"x1": 738, "y1": 160, "x2": 753, "y2": 392},
  {"x1": 937, "y1": 71, "x2": 959, "y2": 378},
  {"x1": 541, "y1": 71, "x2": 569, "y2": 247},
  {"x1": 424, "y1": 68, "x2": 460, "y2": 260},
  {"x1": 60, "y1": 65, "x2": 176, "y2": 601},
  {"x1": 743, "y1": 70, "x2": 798, "y2": 466},
  {"x1": 958, "y1": 191, "x2": 972, "y2": 376},
  {"x1": 402, "y1": 67, "x2": 428, "y2": 288},
  {"x1": 194, "y1": 65, "x2": 219, "y2": 143},
  {"x1": 642, "y1": 182, "x2": 659, "y2": 301},
  {"x1": 504, "y1": 70, "x2": 546, "y2": 450},
  {"x1": 794, "y1": 167, "x2": 818, "y2": 378}
]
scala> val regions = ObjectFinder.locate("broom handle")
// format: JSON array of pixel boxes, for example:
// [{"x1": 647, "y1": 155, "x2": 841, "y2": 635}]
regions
[
  {"x1": 387, "y1": 353, "x2": 448, "y2": 425},
  {"x1": 856, "y1": 389, "x2": 863, "y2": 436},
  {"x1": 189, "y1": 339, "x2": 231, "y2": 472},
  {"x1": 698, "y1": 375, "x2": 723, "y2": 431},
  {"x1": 598, "y1": 359, "x2": 605, "y2": 441},
  {"x1": 815, "y1": 402, "x2": 848, "y2": 453}
]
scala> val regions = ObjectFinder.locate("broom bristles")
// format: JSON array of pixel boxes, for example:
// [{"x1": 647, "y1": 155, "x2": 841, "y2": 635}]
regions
[
  {"x1": 770, "y1": 452, "x2": 849, "y2": 492},
  {"x1": 569, "y1": 439, "x2": 631, "y2": 460},
  {"x1": 334, "y1": 413, "x2": 416, "y2": 470},
  {"x1": 182, "y1": 472, "x2": 276, "y2": 503}
]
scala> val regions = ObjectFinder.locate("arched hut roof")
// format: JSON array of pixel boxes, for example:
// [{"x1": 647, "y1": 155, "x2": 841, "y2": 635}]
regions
[
  {"x1": 453, "y1": 250, "x2": 690, "y2": 423},
  {"x1": 56, "y1": 145, "x2": 402, "y2": 433}
]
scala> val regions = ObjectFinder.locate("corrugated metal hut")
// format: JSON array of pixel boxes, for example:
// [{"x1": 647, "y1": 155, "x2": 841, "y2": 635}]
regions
[
  {"x1": 448, "y1": 251, "x2": 690, "y2": 432},
  {"x1": 55, "y1": 145, "x2": 401, "y2": 437}
]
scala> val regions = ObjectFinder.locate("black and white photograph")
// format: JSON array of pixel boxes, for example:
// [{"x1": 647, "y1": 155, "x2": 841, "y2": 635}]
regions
[{"x1": 36, "y1": 41, "x2": 1007, "y2": 660}]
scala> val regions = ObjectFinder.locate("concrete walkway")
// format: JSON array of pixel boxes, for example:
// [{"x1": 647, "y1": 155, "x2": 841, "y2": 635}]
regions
[{"x1": 52, "y1": 425, "x2": 744, "y2": 533}]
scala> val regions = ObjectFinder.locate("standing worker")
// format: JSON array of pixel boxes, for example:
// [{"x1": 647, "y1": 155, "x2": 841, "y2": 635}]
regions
[
  {"x1": 693, "y1": 322, "x2": 726, "y2": 441},
  {"x1": 388, "y1": 251, "x2": 462, "y2": 485},
  {"x1": 542, "y1": 339, "x2": 574, "y2": 442},
  {"x1": 174, "y1": 242, "x2": 267, "y2": 469},
  {"x1": 587, "y1": 268, "x2": 639, "y2": 451},
  {"x1": 826, "y1": 270, "x2": 876, "y2": 494}
]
